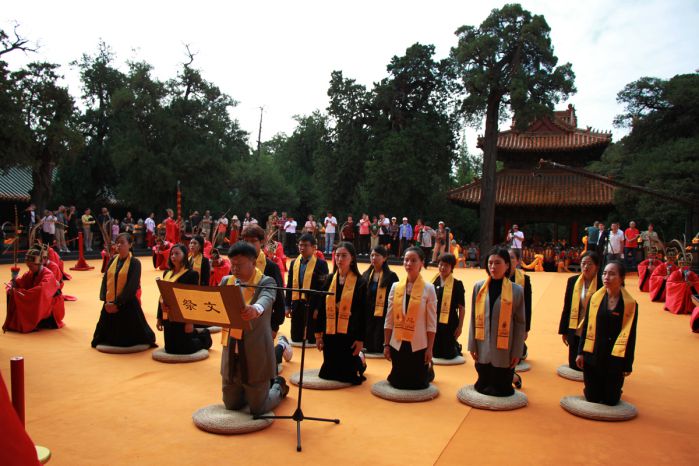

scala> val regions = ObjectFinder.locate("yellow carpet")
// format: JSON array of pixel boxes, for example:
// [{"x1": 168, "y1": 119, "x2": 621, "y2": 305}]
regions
[{"x1": 1, "y1": 260, "x2": 697, "y2": 465}]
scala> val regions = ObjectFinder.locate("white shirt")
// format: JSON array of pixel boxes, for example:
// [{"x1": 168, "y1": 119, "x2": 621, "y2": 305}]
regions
[
  {"x1": 324, "y1": 216, "x2": 337, "y2": 233},
  {"x1": 145, "y1": 217, "x2": 155, "y2": 233},
  {"x1": 42, "y1": 215, "x2": 56, "y2": 234},
  {"x1": 379, "y1": 217, "x2": 389, "y2": 235},
  {"x1": 607, "y1": 229, "x2": 625, "y2": 254},
  {"x1": 509, "y1": 231, "x2": 524, "y2": 248},
  {"x1": 284, "y1": 220, "x2": 297, "y2": 233},
  {"x1": 384, "y1": 281, "x2": 437, "y2": 352}
]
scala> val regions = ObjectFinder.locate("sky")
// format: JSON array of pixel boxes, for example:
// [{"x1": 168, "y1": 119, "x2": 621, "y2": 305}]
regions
[{"x1": 3, "y1": 0, "x2": 698, "y2": 152}]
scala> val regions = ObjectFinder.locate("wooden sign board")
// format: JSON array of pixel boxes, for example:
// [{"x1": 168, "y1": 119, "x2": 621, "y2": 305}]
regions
[{"x1": 156, "y1": 280, "x2": 245, "y2": 329}]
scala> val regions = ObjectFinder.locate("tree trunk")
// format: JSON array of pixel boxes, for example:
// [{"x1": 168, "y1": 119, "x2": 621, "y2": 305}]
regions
[
  {"x1": 478, "y1": 93, "x2": 500, "y2": 267},
  {"x1": 30, "y1": 150, "x2": 53, "y2": 215}
]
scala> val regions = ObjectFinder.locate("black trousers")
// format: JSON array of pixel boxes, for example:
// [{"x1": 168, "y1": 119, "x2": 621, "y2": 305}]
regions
[
  {"x1": 474, "y1": 362, "x2": 514, "y2": 397},
  {"x1": 358, "y1": 235, "x2": 370, "y2": 254},
  {"x1": 583, "y1": 363, "x2": 625, "y2": 406},
  {"x1": 285, "y1": 233, "x2": 297, "y2": 255},
  {"x1": 566, "y1": 333, "x2": 582, "y2": 370},
  {"x1": 290, "y1": 301, "x2": 315, "y2": 343}
]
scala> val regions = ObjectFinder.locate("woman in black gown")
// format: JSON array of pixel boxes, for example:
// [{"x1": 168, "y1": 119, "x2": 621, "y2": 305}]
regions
[
  {"x1": 432, "y1": 253, "x2": 465, "y2": 360},
  {"x1": 361, "y1": 245, "x2": 399, "y2": 354},
  {"x1": 188, "y1": 235, "x2": 210, "y2": 286},
  {"x1": 315, "y1": 242, "x2": 368, "y2": 384},
  {"x1": 156, "y1": 244, "x2": 212, "y2": 354},
  {"x1": 91, "y1": 233, "x2": 157, "y2": 348}
]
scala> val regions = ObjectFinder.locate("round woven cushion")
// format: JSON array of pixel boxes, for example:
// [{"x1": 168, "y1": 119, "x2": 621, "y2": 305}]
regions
[
  {"x1": 363, "y1": 352, "x2": 385, "y2": 359},
  {"x1": 207, "y1": 326, "x2": 222, "y2": 334},
  {"x1": 515, "y1": 361, "x2": 531, "y2": 372},
  {"x1": 433, "y1": 355, "x2": 466, "y2": 366},
  {"x1": 371, "y1": 380, "x2": 439, "y2": 403},
  {"x1": 557, "y1": 364, "x2": 584, "y2": 382},
  {"x1": 96, "y1": 344, "x2": 150, "y2": 354},
  {"x1": 277, "y1": 364, "x2": 283, "y2": 374},
  {"x1": 457, "y1": 385, "x2": 528, "y2": 411},
  {"x1": 36, "y1": 445, "x2": 51, "y2": 464},
  {"x1": 290, "y1": 340, "x2": 307, "y2": 348},
  {"x1": 152, "y1": 348, "x2": 209, "y2": 363},
  {"x1": 289, "y1": 368, "x2": 351, "y2": 390},
  {"x1": 560, "y1": 395, "x2": 637, "y2": 421},
  {"x1": 192, "y1": 404, "x2": 274, "y2": 434}
]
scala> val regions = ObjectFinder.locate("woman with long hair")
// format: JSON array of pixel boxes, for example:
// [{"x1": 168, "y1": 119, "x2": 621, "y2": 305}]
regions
[
  {"x1": 315, "y1": 241, "x2": 368, "y2": 384},
  {"x1": 361, "y1": 245, "x2": 399, "y2": 354},
  {"x1": 188, "y1": 235, "x2": 210, "y2": 286}
]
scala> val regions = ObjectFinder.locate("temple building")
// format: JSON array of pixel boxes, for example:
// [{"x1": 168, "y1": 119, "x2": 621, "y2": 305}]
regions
[{"x1": 447, "y1": 104, "x2": 613, "y2": 245}]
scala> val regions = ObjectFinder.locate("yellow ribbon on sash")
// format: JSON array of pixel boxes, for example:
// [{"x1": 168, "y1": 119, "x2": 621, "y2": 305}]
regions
[
  {"x1": 160, "y1": 268, "x2": 188, "y2": 320},
  {"x1": 392, "y1": 275, "x2": 425, "y2": 342},
  {"x1": 256, "y1": 250, "x2": 266, "y2": 273},
  {"x1": 475, "y1": 277, "x2": 514, "y2": 350},
  {"x1": 514, "y1": 268, "x2": 525, "y2": 288},
  {"x1": 569, "y1": 274, "x2": 598, "y2": 330},
  {"x1": 106, "y1": 253, "x2": 131, "y2": 303},
  {"x1": 371, "y1": 270, "x2": 387, "y2": 317},
  {"x1": 583, "y1": 287, "x2": 636, "y2": 357},
  {"x1": 325, "y1": 272, "x2": 356, "y2": 334},
  {"x1": 432, "y1": 273, "x2": 454, "y2": 324},
  {"x1": 291, "y1": 255, "x2": 317, "y2": 301},
  {"x1": 221, "y1": 268, "x2": 263, "y2": 346}
]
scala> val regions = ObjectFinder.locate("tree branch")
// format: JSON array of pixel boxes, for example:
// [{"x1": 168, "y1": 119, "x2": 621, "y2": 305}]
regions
[{"x1": 0, "y1": 23, "x2": 38, "y2": 57}]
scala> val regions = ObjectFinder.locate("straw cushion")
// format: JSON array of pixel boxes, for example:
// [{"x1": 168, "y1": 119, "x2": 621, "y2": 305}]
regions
[
  {"x1": 363, "y1": 352, "x2": 385, "y2": 359},
  {"x1": 515, "y1": 361, "x2": 531, "y2": 372},
  {"x1": 433, "y1": 355, "x2": 466, "y2": 366},
  {"x1": 289, "y1": 368, "x2": 351, "y2": 390},
  {"x1": 192, "y1": 404, "x2": 274, "y2": 434},
  {"x1": 560, "y1": 395, "x2": 637, "y2": 421},
  {"x1": 557, "y1": 365, "x2": 584, "y2": 382},
  {"x1": 95, "y1": 344, "x2": 150, "y2": 354},
  {"x1": 152, "y1": 348, "x2": 209, "y2": 363},
  {"x1": 207, "y1": 326, "x2": 222, "y2": 334},
  {"x1": 457, "y1": 385, "x2": 528, "y2": 411},
  {"x1": 371, "y1": 380, "x2": 439, "y2": 403}
]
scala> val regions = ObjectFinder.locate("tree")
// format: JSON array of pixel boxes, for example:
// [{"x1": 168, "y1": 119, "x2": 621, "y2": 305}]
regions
[
  {"x1": 451, "y1": 3, "x2": 575, "y2": 259},
  {"x1": 10, "y1": 62, "x2": 81, "y2": 212}
]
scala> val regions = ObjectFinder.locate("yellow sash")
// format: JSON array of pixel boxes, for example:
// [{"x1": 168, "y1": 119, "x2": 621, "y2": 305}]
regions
[
  {"x1": 256, "y1": 250, "x2": 266, "y2": 273},
  {"x1": 569, "y1": 274, "x2": 598, "y2": 330},
  {"x1": 583, "y1": 287, "x2": 636, "y2": 357},
  {"x1": 514, "y1": 268, "x2": 525, "y2": 288},
  {"x1": 291, "y1": 255, "x2": 317, "y2": 301},
  {"x1": 160, "y1": 268, "x2": 188, "y2": 320},
  {"x1": 393, "y1": 275, "x2": 425, "y2": 342},
  {"x1": 222, "y1": 268, "x2": 263, "y2": 346},
  {"x1": 106, "y1": 253, "x2": 132, "y2": 303},
  {"x1": 475, "y1": 278, "x2": 514, "y2": 350},
  {"x1": 432, "y1": 272, "x2": 454, "y2": 324},
  {"x1": 325, "y1": 272, "x2": 356, "y2": 335},
  {"x1": 189, "y1": 253, "x2": 203, "y2": 284},
  {"x1": 371, "y1": 269, "x2": 388, "y2": 317}
]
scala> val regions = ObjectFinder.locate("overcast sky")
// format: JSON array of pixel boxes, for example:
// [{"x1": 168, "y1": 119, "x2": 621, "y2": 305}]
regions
[{"x1": 3, "y1": 0, "x2": 698, "y2": 151}]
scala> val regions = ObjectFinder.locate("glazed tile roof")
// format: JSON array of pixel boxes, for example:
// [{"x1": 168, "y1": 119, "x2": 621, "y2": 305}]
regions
[
  {"x1": 447, "y1": 169, "x2": 616, "y2": 207},
  {"x1": 477, "y1": 105, "x2": 612, "y2": 152},
  {"x1": 0, "y1": 167, "x2": 32, "y2": 202}
]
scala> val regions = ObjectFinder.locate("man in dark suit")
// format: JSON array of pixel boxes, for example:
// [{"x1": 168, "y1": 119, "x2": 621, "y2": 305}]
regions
[
  {"x1": 285, "y1": 233, "x2": 329, "y2": 344},
  {"x1": 220, "y1": 242, "x2": 288, "y2": 415}
]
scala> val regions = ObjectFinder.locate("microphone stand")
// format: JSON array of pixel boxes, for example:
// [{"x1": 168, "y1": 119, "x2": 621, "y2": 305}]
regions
[{"x1": 236, "y1": 280, "x2": 339, "y2": 452}]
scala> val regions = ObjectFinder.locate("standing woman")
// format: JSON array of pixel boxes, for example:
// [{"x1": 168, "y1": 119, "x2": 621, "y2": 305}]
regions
[
  {"x1": 156, "y1": 244, "x2": 213, "y2": 354},
  {"x1": 315, "y1": 241, "x2": 368, "y2": 384},
  {"x1": 91, "y1": 233, "x2": 157, "y2": 348},
  {"x1": 468, "y1": 246, "x2": 526, "y2": 397},
  {"x1": 188, "y1": 235, "x2": 211, "y2": 286},
  {"x1": 384, "y1": 246, "x2": 437, "y2": 389},
  {"x1": 558, "y1": 251, "x2": 600, "y2": 371},
  {"x1": 432, "y1": 253, "x2": 466, "y2": 360},
  {"x1": 576, "y1": 260, "x2": 638, "y2": 406},
  {"x1": 362, "y1": 245, "x2": 399, "y2": 354}
]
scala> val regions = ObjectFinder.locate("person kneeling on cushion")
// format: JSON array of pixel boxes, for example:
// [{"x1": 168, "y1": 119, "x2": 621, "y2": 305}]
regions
[
  {"x1": 576, "y1": 260, "x2": 638, "y2": 406},
  {"x1": 220, "y1": 241, "x2": 289, "y2": 414}
]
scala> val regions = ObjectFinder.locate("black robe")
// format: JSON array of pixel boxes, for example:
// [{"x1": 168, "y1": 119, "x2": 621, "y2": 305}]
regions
[
  {"x1": 91, "y1": 257, "x2": 157, "y2": 348},
  {"x1": 157, "y1": 269, "x2": 212, "y2": 354},
  {"x1": 362, "y1": 268, "x2": 399, "y2": 353},
  {"x1": 315, "y1": 272, "x2": 368, "y2": 384},
  {"x1": 432, "y1": 276, "x2": 465, "y2": 359},
  {"x1": 263, "y1": 258, "x2": 286, "y2": 333},
  {"x1": 285, "y1": 256, "x2": 329, "y2": 343},
  {"x1": 189, "y1": 255, "x2": 211, "y2": 286}
]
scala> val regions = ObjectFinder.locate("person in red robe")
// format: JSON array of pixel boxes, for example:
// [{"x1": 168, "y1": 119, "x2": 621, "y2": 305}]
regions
[
  {"x1": 3, "y1": 247, "x2": 65, "y2": 333},
  {"x1": 164, "y1": 209, "x2": 180, "y2": 244},
  {"x1": 46, "y1": 246, "x2": 71, "y2": 281},
  {"x1": 152, "y1": 238, "x2": 172, "y2": 271},
  {"x1": 203, "y1": 239, "x2": 213, "y2": 259},
  {"x1": 208, "y1": 248, "x2": 231, "y2": 286}
]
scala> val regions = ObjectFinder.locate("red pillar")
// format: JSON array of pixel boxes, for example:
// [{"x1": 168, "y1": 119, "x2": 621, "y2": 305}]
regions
[{"x1": 571, "y1": 220, "x2": 579, "y2": 246}]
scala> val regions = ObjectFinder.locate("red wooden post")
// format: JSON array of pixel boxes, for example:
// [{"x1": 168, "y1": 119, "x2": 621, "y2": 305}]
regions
[
  {"x1": 10, "y1": 356, "x2": 25, "y2": 426},
  {"x1": 70, "y1": 232, "x2": 95, "y2": 271}
]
